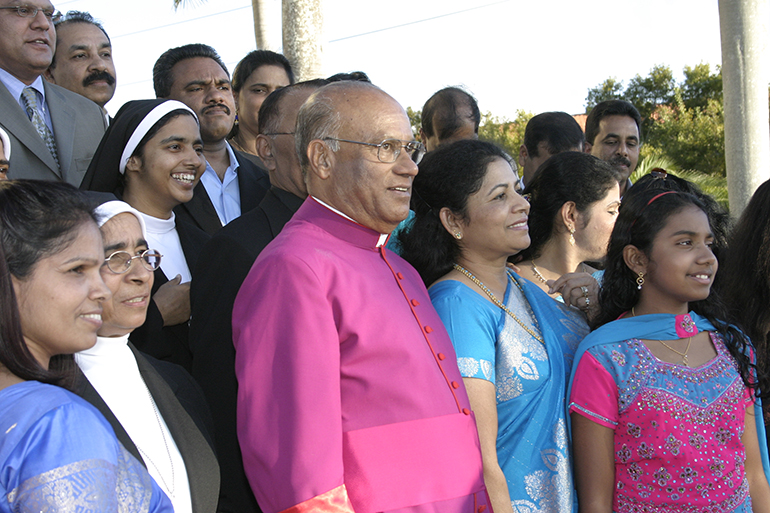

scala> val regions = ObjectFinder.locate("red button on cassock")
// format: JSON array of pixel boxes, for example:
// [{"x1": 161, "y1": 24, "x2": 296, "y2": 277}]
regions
[
  {"x1": 478, "y1": 506, "x2": 487, "y2": 513},
  {"x1": 437, "y1": 353, "x2": 445, "y2": 360},
  {"x1": 451, "y1": 381, "x2": 459, "y2": 389},
  {"x1": 424, "y1": 326, "x2": 433, "y2": 334},
  {"x1": 462, "y1": 408, "x2": 471, "y2": 415},
  {"x1": 411, "y1": 299, "x2": 419, "y2": 306},
  {"x1": 396, "y1": 272, "x2": 404, "y2": 280}
]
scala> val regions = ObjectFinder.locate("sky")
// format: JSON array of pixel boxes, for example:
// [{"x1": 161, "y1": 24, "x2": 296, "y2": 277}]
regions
[{"x1": 52, "y1": 0, "x2": 731, "y2": 120}]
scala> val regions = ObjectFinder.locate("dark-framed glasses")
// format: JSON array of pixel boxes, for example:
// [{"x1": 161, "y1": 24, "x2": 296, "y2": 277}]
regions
[
  {"x1": 650, "y1": 168, "x2": 668, "y2": 179},
  {"x1": 324, "y1": 138, "x2": 426, "y2": 165},
  {"x1": 104, "y1": 249, "x2": 162, "y2": 274},
  {"x1": 0, "y1": 5, "x2": 62, "y2": 21}
]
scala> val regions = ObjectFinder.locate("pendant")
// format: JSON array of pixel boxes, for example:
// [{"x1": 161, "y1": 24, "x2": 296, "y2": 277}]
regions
[{"x1": 682, "y1": 355, "x2": 689, "y2": 367}]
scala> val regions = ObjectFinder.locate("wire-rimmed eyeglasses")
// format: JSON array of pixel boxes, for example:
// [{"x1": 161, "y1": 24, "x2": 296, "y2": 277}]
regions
[
  {"x1": 0, "y1": 5, "x2": 62, "y2": 22},
  {"x1": 324, "y1": 138, "x2": 426, "y2": 164},
  {"x1": 103, "y1": 249, "x2": 162, "y2": 274}
]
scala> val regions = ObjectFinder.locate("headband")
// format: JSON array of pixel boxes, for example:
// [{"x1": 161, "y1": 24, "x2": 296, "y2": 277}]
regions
[
  {"x1": 119, "y1": 100, "x2": 197, "y2": 174},
  {"x1": 629, "y1": 191, "x2": 679, "y2": 231}
]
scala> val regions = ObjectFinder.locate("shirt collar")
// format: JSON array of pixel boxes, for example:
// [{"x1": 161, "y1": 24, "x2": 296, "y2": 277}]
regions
[
  {"x1": 224, "y1": 141, "x2": 240, "y2": 174},
  {"x1": 310, "y1": 196, "x2": 390, "y2": 247},
  {"x1": 0, "y1": 68, "x2": 45, "y2": 103}
]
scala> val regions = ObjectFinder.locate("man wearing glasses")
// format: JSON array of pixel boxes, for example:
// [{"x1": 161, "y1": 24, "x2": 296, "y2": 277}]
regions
[
  {"x1": 0, "y1": 1, "x2": 106, "y2": 185},
  {"x1": 232, "y1": 81, "x2": 490, "y2": 513}
]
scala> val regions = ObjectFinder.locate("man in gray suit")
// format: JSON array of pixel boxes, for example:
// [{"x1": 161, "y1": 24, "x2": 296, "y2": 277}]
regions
[{"x1": 0, "y1": 0, "x2": 106, "y2": 185}]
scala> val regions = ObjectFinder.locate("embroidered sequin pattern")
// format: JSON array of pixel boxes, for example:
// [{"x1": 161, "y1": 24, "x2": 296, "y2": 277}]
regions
[
  {"x1": 585, "y1": 332, "x2": 753, "y2": 512},
  {"x1": 665, "y1": 433, "x2": 683, "y2": 455},
  {"x1": 611, "y1": 349, "x2": 626, "y2": 366}
]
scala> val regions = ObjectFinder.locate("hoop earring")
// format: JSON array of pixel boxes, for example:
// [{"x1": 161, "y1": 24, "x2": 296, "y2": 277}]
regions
[
  {"x1": 454, "y1": 232, "x2": 463, "y2": 240},
  {"x1": 636, "y1": 272, "x2": 645, "y2": 290},
  {"x1": 569, "y1": 227, "x2": 576, "y2": 246}
]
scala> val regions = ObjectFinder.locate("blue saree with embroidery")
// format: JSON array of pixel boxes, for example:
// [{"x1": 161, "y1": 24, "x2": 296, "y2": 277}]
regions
[
  {"x1": 431, "y1": 271, "x2": 589, "y2": 513},
  {"x1": 0, "y1": 380, "x2": 172, "y2": 513}
]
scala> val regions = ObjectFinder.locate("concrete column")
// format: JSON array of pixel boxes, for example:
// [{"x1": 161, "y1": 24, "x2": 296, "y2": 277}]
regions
[
  {"x1": 252, "y1": 0, "x2": 282, "y2": 51},
  {"x1": 282, "y1": 0, "x2": 324, "y2": 81},
  {"x1": 719, "y1": 0, "x2": 770, "y2": 215}
]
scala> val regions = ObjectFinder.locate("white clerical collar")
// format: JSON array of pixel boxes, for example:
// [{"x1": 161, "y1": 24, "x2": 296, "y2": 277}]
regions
[
  {"x1": 139, "y1": 211, "x2": 176, "y2": 234},
  {"x1": 311, "y1": 196, "x2": 389, "y2": 247},
  {"x1": 76, "y1": 334, "x2": 131, "y2": 363}
]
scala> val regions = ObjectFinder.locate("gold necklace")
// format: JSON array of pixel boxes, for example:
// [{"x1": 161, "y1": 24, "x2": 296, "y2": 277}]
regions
[
  {"x1": 658, "y1": 338, "x2": 693, "y2": 367},
  {"x1": 632, "y1": 307, "x2": 692, "y2": 366},
  {"x1": 453, "y1": 264, "x2": 544, "y2": 345},
  {"x1": 531, "y1": 260, "x2": 549, "y2": 285}
]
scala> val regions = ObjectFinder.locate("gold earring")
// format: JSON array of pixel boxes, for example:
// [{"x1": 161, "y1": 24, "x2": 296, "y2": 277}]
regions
[
  {"x1": 569, "y1": 227, "x2": 576, "y2": 246},
  {"x1": 454, "y1": 232, "x2": 463, "y2": 240},
  {"x1": 636, "y1": 272, "x2": 645, "y2": 290}
]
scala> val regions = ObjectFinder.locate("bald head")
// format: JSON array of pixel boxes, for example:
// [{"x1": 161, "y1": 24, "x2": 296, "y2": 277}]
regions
[
  {"x1": 255, "y1": 81, "x2": 325, "y2": 199},
  {"x1": 296, "y1": 81, "x2": 419, "y2": 233}
]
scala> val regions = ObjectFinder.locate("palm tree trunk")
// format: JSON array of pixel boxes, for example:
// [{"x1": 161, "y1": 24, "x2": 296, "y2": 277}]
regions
[
  {"x1": 251, "y1": 0, "x2": 282, "y2": 51},
  {"x1": 282, "y1": 0, "x2": 324, "y2": 81},
  {"x1": 719, "y1": 0, "x2": 770, "y2": 215}
]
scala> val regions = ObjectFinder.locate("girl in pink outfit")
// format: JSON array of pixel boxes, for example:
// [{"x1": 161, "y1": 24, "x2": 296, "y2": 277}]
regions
[{"x1": 568, "y1": 188, "x2": 770, "y2": 512}]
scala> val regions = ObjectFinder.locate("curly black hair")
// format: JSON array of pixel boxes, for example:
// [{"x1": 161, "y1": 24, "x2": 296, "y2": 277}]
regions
[{"x1": 596, "y1": 187, "x2": 763, "y2": 398}]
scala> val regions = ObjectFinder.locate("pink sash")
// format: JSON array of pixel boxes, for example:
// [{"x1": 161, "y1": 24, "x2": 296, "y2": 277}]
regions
[{"x1": 342, "y1": 412, "x2": 485, "y2": 513}]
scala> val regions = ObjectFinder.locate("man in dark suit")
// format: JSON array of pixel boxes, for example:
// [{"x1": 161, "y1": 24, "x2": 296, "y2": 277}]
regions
[
  {"x1": 154, "y1": 44, "x2": 270, "y2": 235},
  {"x1": 0, "y1": 0, "x2": 106, "y2": 185},
  {"x1": 189, "y1": 80, "x2": 325, "y2": 513}
]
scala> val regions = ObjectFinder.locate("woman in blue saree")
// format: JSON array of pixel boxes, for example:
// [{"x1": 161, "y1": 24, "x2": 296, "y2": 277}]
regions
[
  {"x1": 0, "y1": 180, "x2": 172, "y2": 512},
  {"x1": 399, "y1": 140, "x2": 592, "y2": 513}
]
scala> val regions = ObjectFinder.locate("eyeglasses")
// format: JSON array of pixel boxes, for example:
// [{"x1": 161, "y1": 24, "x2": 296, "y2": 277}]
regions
[
  {"x1": 263, "y1": 132, "x2": 294, "y2": 136},
  {"x1": 324, "y1": 138, "x2": 426, "y2": 165},
  {"x1": 0, "y1": 5, "x2": 62, "y2": 22},
  {"x1": 104, "y1": 249, "x2": 162, "y2": 274},
  {"x1": 650, "y1": 168, "x2": 668, "y2": 179}
]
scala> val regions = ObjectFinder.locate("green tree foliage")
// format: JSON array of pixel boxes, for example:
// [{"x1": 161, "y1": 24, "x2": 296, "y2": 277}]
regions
[
  {"x1": 586, "y1": 78, "x2": 624, "y2": 107},
  {"x1": 407, "y1": 106, "x2": 421, "y2": 139},
  {"x1": 477, "y1": 110, "x2": 534, "y2": 159},
  {"x1": 681, "y1": 63, "x2": 722, "y2": 110},
  {"x1": 406, "y1": 107, "x2": 533, "y2": 161},
  {"x1": 644, "y1": 92, "x2": 725, "y2": 176},
  {"x1": 624, "y1": 64, "x2": 676, "y2": 125},
  {"x1": 585, "y1": 63, "x2": 726, "y2": 178}
]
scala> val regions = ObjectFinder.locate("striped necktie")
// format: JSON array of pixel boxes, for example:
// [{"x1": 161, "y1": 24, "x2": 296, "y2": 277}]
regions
[{"x1": 21, "y1": 87, "x2": 60, "y2": 170}]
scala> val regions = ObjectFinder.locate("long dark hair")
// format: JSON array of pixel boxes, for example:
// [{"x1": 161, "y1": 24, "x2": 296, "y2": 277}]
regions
[
  {"x1": 398, "y1": 140, "x2": 511, "y2": 286},
  {"x1": 596, "y1": 187, "x2": 761, "y2": 397},
  {"x1": 718, "y1": 179, "x2": 770, "y2": 395},
  {"x1": 0, "y1": 180, "x2": 97, "y2": 388},
  {"x1": 517, "y1": 152, "x2": 619, "y2": 261}
]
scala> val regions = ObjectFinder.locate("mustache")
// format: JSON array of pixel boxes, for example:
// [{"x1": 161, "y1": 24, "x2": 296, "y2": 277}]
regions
[
  {"x1": 83, "y1": 70, "x2": 115, "y2": 87},
  {"x1": 609, "y1": 155, "x2": 632, "y2": 168},
  {"x1": 202, "y1": 103, "x2": 231, "y2": 116}
]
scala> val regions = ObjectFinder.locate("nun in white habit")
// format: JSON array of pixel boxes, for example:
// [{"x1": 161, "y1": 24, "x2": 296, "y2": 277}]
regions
[
  {"x1": 81, "y1": 99, "x2": 211, "y2": 370},
  {"x1": 74, "y1": 200, "x2": 220, "y2": 513}
]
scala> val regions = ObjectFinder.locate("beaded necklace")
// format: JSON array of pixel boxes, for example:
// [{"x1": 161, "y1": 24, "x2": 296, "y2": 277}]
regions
[{"x1": 453, "y1": 264, "x2": 544, "y2": 345}]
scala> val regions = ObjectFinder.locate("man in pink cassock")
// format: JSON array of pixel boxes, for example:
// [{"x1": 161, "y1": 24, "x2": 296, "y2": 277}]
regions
[{"x1": 232, "y1": 81, "x2": 491, "y2": 513}]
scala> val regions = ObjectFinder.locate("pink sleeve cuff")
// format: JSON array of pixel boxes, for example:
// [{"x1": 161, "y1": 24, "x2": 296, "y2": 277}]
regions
[
  {"x1": 279, "y1": 485, "x2": 354, "y2": 513},
  {"x1": 569, "y1": 351, "x2": 619, "y2": 429}
]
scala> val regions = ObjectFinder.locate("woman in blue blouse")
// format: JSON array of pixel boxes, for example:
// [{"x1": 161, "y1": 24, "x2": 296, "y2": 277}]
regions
[
  {"x1": 399, "y1": 140, "x2": 589, "y2": 513},
  {"x1": 0, "y1": 180, "x2": 172, "y2": 512}
]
